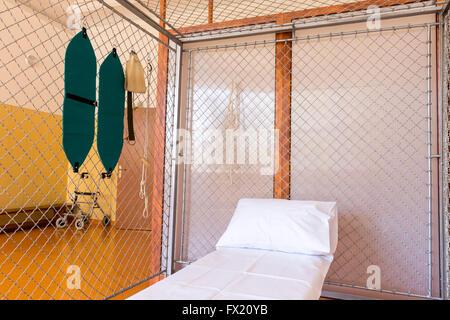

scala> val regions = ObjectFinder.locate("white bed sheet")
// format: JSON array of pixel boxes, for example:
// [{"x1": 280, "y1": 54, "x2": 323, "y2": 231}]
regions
[{"x1": 129, "y1": 248, "x2": 333, "y2": 300}]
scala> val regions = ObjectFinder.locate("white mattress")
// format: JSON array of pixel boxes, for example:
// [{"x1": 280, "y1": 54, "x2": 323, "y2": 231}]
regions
[{"x1": 129, "y1": 248, "x2": 333, "y2": 300}]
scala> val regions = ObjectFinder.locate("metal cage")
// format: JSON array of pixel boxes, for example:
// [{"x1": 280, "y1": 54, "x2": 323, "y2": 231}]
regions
[{"x1": 171, "y1": 0, "x2": 449, "y2": 300}]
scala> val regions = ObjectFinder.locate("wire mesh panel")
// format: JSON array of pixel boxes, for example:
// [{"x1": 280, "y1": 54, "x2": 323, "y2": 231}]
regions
[
  {"x1": 0, "y1": 0, "x2": 177, "y2": 299},
  {"x1": 180, "y1": 44, "x2": 276, "y2": 262},
  {"x1": 142, "y1": 0, "x2": 426, "y2": 29},
  {"x1": 291, "y1": 24, "x2": 436, "y2": 297}
]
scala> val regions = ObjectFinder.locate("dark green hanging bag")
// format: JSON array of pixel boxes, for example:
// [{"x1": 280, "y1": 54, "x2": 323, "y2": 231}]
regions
[
  {"x1": 97, "y1": 48, "x2": 125, "y2": 178},
  {"x1": 62, "y1": 28, "x2": 97, "y2": 172}
]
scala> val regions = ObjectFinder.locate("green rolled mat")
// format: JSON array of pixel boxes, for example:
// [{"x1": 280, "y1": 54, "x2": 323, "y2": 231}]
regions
[
  {"x1": 97, "y1": 48, "x2": 125, "y2": 177},
  {"x1": 62, "y1": 28, "x2": 97, "y2": 172}
]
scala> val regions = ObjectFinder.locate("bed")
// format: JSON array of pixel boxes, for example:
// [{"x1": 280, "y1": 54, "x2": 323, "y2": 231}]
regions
[{"x1": 129, "y1": 198, "x2": 338, "y2": 300}]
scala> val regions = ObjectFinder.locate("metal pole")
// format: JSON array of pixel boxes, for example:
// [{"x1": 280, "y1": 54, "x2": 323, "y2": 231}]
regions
[
  {"x1": 115, "y1": 0, "x2": 182, "y2": 46},
  {"x1": 438, "y1": 10, "x2": 446, "y2": 301},
  {"x1": 426, "y1": 24, "x2": 433, "y2": 298},
  {"x1": 135, "y1": 0, "x2": 184, "y2": 38},
  {"x1": 97, "y1": 0, "x2": 176, "y2": 51},
  {"x1": 185, "y1": 23, "x2": 440, "y2": 52},
  {"x1": 105, "y1": 271, "x2": 165, "y2": 300},
  {"x1": 439, "y1": 5, "x2": 450, "y2": 300},
  {"x1": 180, "y1": 3, "x2": 440, "y2": 43},
  {"x1": 177, "y1": 50, "x2": 192, "y2": 265},
  {"x1": 167, "y1": 42, "x2": 183, "y2": 275}
]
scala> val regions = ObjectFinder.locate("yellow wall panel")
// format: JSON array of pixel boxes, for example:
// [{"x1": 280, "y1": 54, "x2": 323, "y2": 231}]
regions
[
  {"x1": 0, "y1": 104, "x2": 67, "y2": 210},
  {"x1": 1, "y1": 104, "x2": 118, "y2": 222}
]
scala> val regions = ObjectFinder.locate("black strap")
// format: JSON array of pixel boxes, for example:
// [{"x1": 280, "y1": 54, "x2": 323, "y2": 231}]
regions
[
  {"x1": 66, "y1": 93, "x2": 97, "y2": 107},
  {"x1": 127, "y1": 91, "x2": 135, "y2": 142}
]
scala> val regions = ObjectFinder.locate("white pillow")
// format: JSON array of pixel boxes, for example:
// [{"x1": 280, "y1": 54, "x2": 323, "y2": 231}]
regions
[{"x1": 216, "y1": 198, "x2": 338, "y2": 255}]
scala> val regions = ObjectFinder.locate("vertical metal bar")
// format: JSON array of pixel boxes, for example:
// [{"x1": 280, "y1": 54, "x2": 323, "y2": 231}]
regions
[
  {"x1": 440, "y1": 7, "x2": 450, "y2": 300},
  {"x1": 167, "y1": 42, "x2": 183, "y2": 275},
  {"x1": 179, "y1": 50, "x2": 192, "y2": 263},
  {"x1": 426, "y1": 24, "x2": 433, "y2": 298},
  {"x1": 438, "y1": 12, "x2": 448, "y2": 301},
  {"x1": 438, "y1": 13, "x2": 445, "y2": 300}
]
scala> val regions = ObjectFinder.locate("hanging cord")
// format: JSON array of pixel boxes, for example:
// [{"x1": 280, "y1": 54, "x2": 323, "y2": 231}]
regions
[
  {"x1": 225, "y1": 80, "x2": 240, "y2": 185},
  {"x1": 140, "y1": 56, "x2": 152, "y2": 218}
]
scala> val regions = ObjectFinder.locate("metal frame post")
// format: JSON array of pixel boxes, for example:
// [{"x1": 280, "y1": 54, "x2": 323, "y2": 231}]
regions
[
  {"x1": 176, "y1": 50, "x2": 192, "y2": 266},
  {"x1": 439, "y1": 2, "x2": 450, "y2": 300},
  {"x1": 426, "y1": 23, "x2": 433, "y2": 298},
  {"x1": 166, "y1": 42, "x2": 184, "y2": 275}
]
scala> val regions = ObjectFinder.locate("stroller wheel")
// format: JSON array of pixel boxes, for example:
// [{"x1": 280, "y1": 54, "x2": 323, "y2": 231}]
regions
[
  {"x1": 102, "y1": 216, "x2": 111, "y2": 227},
  {"x1": 75, "y1": 219, "x2": 84, "y2": 230},
  {"x1": 56, "y1": 217, "x2": 67, "y2": 229}
]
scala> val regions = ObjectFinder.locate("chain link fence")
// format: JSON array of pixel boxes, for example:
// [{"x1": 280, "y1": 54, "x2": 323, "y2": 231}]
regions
[
  {"x1": 180, "y1": 43, "x2": 276, "y2": 261},
  {"x1": 444, "y1": 5, "x2": 450, "y2": 300},
  {"x1": 1, "y1": 0, "x2": 448, "y2": 301},
  {"x1": 179, "y1": 20, "x2": 441, "y2": 298},
  {"x1": 291, "y1": 23, "x2": 435, "y2": 298},
  {"x1": 141, "y1": 0, "x2": 427, "y2": 29},
  {"x1": 0, "y1": 0, "x2": 178, "y2": 299}
]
